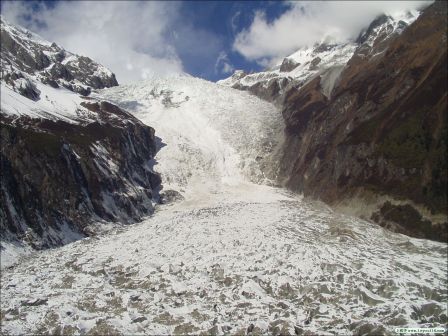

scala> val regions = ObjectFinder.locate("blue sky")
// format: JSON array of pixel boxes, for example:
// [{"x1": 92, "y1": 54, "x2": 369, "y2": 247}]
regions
[
  {"x1": 1, "y1": 0, "x2": 293, "y2": 82},
  {"x1": 171, "y1": 1, "x2": 291, "y2": 81},
  {"x1": 1, "y1": 0, "x2": 431, "y2": 83}
]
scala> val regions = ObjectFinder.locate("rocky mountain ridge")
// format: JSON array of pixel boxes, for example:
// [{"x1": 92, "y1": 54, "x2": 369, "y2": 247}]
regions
[
  {"x1": 218, "y1": 10, "x2": 417, "y2": 104},
  {"x1": 1, "y1": 16, "x2": 118, "y2": 98},
  {"x1": 220, "y1": 3, "x2": 447, "y2": 241}
]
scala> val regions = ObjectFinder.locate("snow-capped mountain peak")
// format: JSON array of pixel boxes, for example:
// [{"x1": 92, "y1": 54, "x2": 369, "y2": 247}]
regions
[
  {"x1": 1, "y1": 17, "x2": 117, "y2": 97},
  {"x1": 218, "y1": 10, "x2": 421, "y2": 102},
  {"x1": 0, "y1": 17, "x2": 120, "y2": 123}
]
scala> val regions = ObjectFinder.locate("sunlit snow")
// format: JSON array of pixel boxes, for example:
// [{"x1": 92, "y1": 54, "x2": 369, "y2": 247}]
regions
[{"x1": 1, "y1": 75, "x2": 446, "y2": 335}]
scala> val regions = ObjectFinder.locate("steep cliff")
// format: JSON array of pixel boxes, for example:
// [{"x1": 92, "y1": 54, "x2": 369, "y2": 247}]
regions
[
  {"x1": 279, "y1": 2, "x2": 447, "y2": 241},
  {"x1": 221, "y1": 3, "x2": 447, "y2": 241},
  {"x1": 0, "y1": 19, "x2": 159, "y2": 250}
]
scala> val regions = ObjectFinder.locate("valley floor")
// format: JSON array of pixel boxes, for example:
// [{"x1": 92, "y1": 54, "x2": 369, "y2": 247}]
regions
[
  {"x1": 1, "y1": 183, "x2": 447, "y2": 335},
  {"x1": 1, "y1": 76, "x2": 447, "y2": 335}
]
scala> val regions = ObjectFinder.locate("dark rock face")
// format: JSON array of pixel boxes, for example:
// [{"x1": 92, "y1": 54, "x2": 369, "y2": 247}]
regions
[
  {"x1": 159, "y1": 190, "x2": 185, "y2": 205},
  {"x1": 0, "y1": 19, "x2": 163, "y2": 253},
  {"x1": 64, "y1": 56, "x2": 118, "y2": 89},
  {"x1": 0, "y1": 102, "x2": 160, "y2": 249},
  {"x1": 356, "y1": 14, "x2": 391, "y2": 44},
  {"x1": 372, "y1": 202, "x2": 447, "y2": 242},
  {"x1": 0, "y1": 19, "x2": 161, "y2": 249},
  {"x1": 278, "y1": 2, "x2": 447, "y2": 241},
  {"x1": 237, "y1": 77, "x2": 291, "y2": 103},
  {"x1": 308, "y1": 57, "x2": 321, "y2": 70},
  {"x1": 279, "y1": 58, "x2": 299, "y2": 72},
  {"x1": 232, "y1": 76, "x2": 292, "y2": 105},
  {"x1": 2, "y1": 71, "x2": 40, "y2": 100}
]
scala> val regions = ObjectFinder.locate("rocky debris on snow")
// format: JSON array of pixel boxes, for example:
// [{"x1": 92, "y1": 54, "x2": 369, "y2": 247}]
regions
[
  {"x1": 21, "y1": 298, "x2": 48, "y2": 307},
  {"x1": 279, "y1": 58, "x2": 299, "y2": 73},
  {"x1": 2, "y1": 191, "x2": 446, "y2": 335}
]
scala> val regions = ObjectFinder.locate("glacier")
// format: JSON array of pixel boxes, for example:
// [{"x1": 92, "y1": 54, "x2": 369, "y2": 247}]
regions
[{"x1": 1, "y1": 74, "x2": 446, "y2": 335}]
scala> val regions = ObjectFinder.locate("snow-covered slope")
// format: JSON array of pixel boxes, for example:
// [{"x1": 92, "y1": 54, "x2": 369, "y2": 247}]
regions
[
  {"x1": 218, "y1": 42, "x2": 355, "y2": 93},
  {"x1": 2, "y1": 176, "x2": 447, "y2": 335},
  {"x1": 0, "y1": 81, "x2": 90, "y2": 123},
  {"x1": 96, "y1": 75, "x2": 284, "y2": 200},
  {"x1": 1, "y1": 16, "x2": 118, "y2": 95},
  {"x1": 1, "y1": 16, "x2": 118, "y2": 122}
]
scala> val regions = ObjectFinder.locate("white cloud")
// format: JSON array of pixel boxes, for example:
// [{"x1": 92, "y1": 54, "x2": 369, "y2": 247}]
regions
[
  {"x1": 222, "y1": 62, "x2": 235, "y2": 74},
  {"x1": 230, "y1": 11, "x2": 241, "y2": 33},
  {"x1": 233, "y1": 1, "x2": 433, "y2": 64},
  {"x1": 1, "y1": 1, "x2": 185, "y2": 83},
  {"x1": 214, "y1": 51, "x2": 235, "y2": 75}
]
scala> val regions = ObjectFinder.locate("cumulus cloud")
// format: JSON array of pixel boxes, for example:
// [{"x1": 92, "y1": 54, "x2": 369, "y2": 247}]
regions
[
  {"x1": 233, "y1": 0, "x2": 433, "y2": 64},
  {"x1": 1, "y1": 1, "x2": 185, "y2": 83},
  {"x1": 214, "y1": 51, "x2": 235, "y2": 75}
]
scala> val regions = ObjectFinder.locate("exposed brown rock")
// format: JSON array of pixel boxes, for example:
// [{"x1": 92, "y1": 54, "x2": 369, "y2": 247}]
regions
[
  {"x1": 280, "y1": 58, "x2": 300, "y2": 72},
  {"x1": 278, "y1": 2, "x2": 447, "y2": 241},
  {"x1": 308, "y1": 57, "x2": 321, "y2": 70}
]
